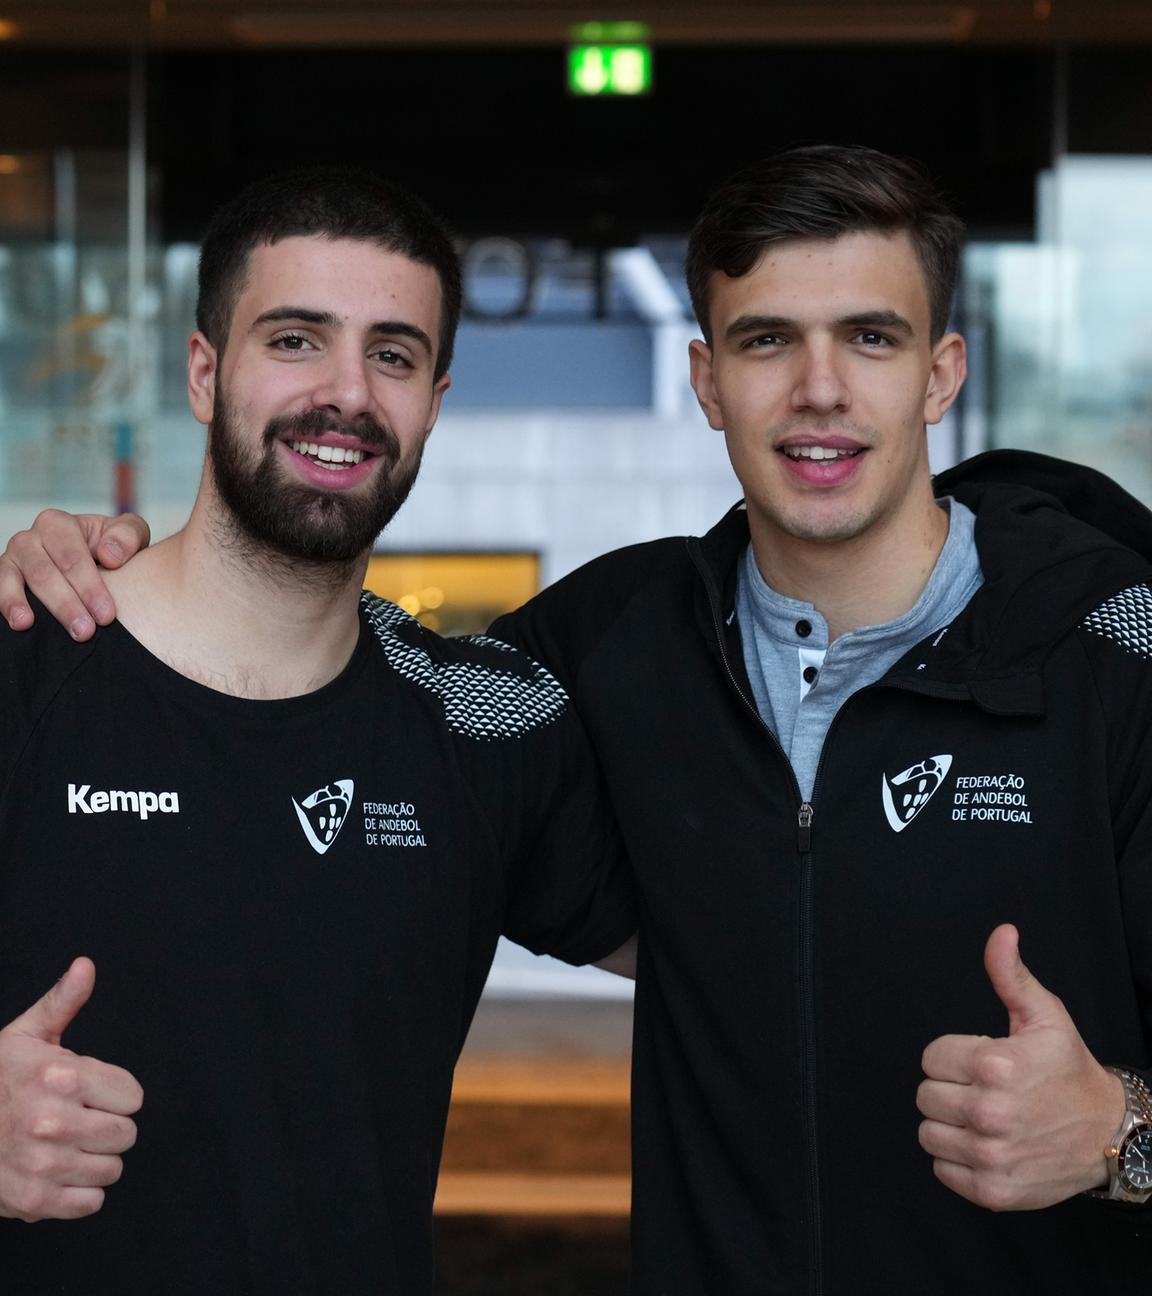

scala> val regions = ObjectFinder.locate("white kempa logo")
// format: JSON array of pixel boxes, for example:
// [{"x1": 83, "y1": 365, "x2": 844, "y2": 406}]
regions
[
  {"x1": 67, "y1": 783, "x2": 180, "y2": 820},
  {"x1": 292, "y1": 779, "x2": 354, "y2": 855},
  {"x1": 881, "y1": 755, "x2": 953, "y2": 833}
]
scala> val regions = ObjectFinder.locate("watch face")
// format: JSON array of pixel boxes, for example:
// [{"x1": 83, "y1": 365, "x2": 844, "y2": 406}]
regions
[{"x1": 1120, "y1": 1128, "x2": 1152, "y2": 1192}]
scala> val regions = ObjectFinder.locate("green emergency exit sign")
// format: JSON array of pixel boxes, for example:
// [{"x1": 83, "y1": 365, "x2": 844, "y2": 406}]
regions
[{"x1": 568, "y1": 23, "x2": 652, "y2": 96}]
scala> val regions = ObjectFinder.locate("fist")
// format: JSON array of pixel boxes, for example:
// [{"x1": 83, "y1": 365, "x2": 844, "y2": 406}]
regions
[
  {"x1": 917, "y1": 924, "x2": 1124, "y2": 1211},
  {"x1": 0, "y1": 959, "x2": 143, "y2": 1221}
]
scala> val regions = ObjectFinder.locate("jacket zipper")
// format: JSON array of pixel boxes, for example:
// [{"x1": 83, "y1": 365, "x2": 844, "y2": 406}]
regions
[
  {"x1": 690, "y1": 541, "x2": 824, "y2": 1296},
  {"x1": 793, "y1": 678, "x2": 944, "y2": 1293},
  {"x1": 795, "y1": 799, "x2": 820, "y2": 1294},
  {"x1": 690, "y1": 536, "x2": 988, "y2": 1292}
]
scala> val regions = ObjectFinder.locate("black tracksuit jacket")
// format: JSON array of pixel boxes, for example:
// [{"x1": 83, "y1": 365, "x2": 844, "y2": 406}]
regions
[{"x1": 492, "y1": 450, "x2": 1152, "y2": 1294}]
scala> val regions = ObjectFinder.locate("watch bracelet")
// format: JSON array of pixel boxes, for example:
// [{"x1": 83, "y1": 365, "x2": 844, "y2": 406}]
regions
[
  {"x1": 1082, "y1": 1067, "x2": 1152, "y2": 1201},
  {"x1": 1105, "y1": 1066, "x2": 1152, "y2": 1129}
]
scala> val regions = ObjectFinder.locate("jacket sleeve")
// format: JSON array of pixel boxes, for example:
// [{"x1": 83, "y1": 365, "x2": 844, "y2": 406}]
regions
[
  {"x1": 1079, "y1": 585, "x2": 1152, "y2": 1083},
  {"x1": 489, "y1": 580, "x2": 598, "y2": 696},
  {"x1": 489, "y1": 539, "x2": 677, "y2": 696}
]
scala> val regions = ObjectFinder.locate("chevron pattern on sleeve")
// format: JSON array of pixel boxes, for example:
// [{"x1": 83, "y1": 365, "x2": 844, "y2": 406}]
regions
[
  {"x1": 360, "y1": 592, "x2": 569, "y2": 740},
  {"x1": 1081, "y1": 583, "x2": 1152, "y2": 659}
]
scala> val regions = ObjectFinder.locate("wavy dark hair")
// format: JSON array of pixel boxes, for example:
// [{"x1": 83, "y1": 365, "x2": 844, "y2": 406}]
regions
[{"x1": 686, "y1": 145, "x2": 964, "y2": 343}]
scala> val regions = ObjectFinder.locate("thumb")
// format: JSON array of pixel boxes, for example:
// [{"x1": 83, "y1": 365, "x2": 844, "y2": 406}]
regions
[
  {"x1": 984, "y1": 924, "x2": 1061, "y2": 1034},
  {"x1": 94, "y1": 512, "x2": 150, "y2": 570},
  {"x1": 4, "y1": 957, "x2": 95, "y2": 1045}
]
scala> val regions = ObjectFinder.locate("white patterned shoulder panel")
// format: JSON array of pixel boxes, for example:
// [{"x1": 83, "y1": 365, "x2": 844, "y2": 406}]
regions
[
  {"x1": 360, "y1": 592, "x2": 569, "y2": 740},
  {"x1": 1081, "y1": 583, "x2": 1152, "y2": 660}
]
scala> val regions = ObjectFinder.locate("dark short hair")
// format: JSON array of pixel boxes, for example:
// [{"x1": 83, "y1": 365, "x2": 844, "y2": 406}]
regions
[
  {"x1": 686, "y1": 145, "x2": 965, "y2": 343},
  {"x1": 197, "y1": 166, "x2": 462, "y2": 379}
]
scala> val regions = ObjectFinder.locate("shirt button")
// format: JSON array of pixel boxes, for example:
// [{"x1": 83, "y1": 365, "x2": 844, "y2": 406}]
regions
[
  {"x1": 795, "y1": 619, "x2": 813, "y2": 638},
  {"x1": 803, "y1": 665, "x2": 819, "y2": 684}
]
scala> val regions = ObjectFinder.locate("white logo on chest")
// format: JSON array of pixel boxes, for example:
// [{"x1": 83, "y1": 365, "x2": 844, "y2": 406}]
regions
[
  {"x1": 292, "y1": 779, "x2": 354, "y2": 855},
  {"x1": 881, "y1": 755, "x2": 952, "y2": 833}
]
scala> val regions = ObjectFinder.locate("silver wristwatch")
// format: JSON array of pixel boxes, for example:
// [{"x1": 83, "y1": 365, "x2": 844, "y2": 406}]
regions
[{"x1": 1089, "y1": 1067, "x2": 1152, "y2": 1204}]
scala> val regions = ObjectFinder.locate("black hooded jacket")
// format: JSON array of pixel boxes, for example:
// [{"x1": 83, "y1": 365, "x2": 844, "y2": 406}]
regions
[{"x1": 492, "y1": 451, "x2": 1152, "y2": 1294}]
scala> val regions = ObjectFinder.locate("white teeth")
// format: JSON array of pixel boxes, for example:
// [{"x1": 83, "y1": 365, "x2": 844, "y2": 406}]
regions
[
  {"x1": 781, "y1": 446, "x2": 861, "y2": 461},
  {"x1": 288, "y1": 440, "x2": 366, "y2": 468}
]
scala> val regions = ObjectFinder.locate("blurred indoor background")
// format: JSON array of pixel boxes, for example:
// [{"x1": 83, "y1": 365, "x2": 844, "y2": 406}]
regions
[{"x1": 2, "y1": 1, "x2": 1152, "y2": 1288}]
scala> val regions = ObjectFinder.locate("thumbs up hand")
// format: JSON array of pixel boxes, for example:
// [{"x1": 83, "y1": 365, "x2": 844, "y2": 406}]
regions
[
  {"x1": 917, "y1": 924, "x2": 1124, "y2": 1211},
  {"x1": 0, "y1": 958, "x2": 143, "y2": 1221}
]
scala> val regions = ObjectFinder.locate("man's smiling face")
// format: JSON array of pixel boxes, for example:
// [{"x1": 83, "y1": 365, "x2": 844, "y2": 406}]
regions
[
  {"x1": 689, "y1": 230, "x2": 965, "y2": 556},
  {"x1": 188, "y1": 234, "x2": 449, "y2": 564}
]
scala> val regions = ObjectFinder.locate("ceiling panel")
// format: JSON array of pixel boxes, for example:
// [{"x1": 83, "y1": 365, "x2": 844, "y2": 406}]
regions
[{"x1": 1, "y1": 0, "x2": 1151, "y2": 47}]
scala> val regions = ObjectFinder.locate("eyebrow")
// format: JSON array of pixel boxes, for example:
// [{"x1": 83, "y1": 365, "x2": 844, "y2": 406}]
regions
[
  {"x1": 251, "y1": 307, "x2": 433, "y2": 353},
  {"x1": 725, "y1": 314, "x2": 795, "y2": 339},
  {"x1": 724, "y1": 309, "x2": 915, "y2": 340},
  {"x1": 839, "y1": 309, "x2": 914, "y2": 337}
]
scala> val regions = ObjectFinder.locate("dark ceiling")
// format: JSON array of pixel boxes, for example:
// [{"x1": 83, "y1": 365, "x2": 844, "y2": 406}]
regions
[
  {"x1": 2, "y1": 0, "x2": 1152, "y2": 47},
  {"x1": 0, "y1": 3, "x2": 1150, "y2": 244}
]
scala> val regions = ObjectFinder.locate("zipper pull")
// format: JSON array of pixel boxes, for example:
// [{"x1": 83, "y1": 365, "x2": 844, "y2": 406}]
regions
[{"x1": 797, "y1": 802, "x2": 813, "y2": 853}]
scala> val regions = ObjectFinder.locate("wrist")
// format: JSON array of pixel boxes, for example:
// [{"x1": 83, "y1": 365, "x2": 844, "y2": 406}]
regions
[
  {"x1": 1086, "y1": 1067, "x2": 1152, "y2": 1203},
  {"x1": 1086, "y1": 1069, "x2": 1126, "y2": 1191}
]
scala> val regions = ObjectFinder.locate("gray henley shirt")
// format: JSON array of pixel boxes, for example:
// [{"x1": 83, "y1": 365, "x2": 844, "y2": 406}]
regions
[{"x1": 735, "y1": 498, "x2": 984, "y2": 801}]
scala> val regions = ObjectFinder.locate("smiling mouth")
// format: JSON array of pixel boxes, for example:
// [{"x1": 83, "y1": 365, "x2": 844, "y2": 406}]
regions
[
  {"x1": 779, "y1": 446, "x2": 865, "y2": 461},
  {"x1": 288, "y1": 439, "x2": 371, "y2": 471}
]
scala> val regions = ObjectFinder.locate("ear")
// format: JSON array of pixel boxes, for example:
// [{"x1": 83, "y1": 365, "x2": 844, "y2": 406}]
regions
[
  {"x1": 424, "y1": 372, "x2": 451, "y2": 438},
  {"x1": 187, "y1": 331, "x2": 219, "y2": 427},
  {"x1": 689, "y1": 338, "x2": 725, "y2": 431},
  {"x1": 924, "y1": 331, "x2": 967, "y2": 426}
]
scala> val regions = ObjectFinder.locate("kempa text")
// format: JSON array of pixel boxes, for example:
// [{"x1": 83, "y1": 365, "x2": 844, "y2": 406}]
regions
[{"x1": 67, "y1": 783, "x2": 181, "y2": 819}]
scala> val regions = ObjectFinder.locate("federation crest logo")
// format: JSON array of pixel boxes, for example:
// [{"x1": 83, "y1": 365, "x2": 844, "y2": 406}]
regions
[
  {"x1": 881, "y1": 755, "x2": 952, "y2": 834},
  {"x1": 292, "y1": 779, "x2": 354, "y2": 855}
]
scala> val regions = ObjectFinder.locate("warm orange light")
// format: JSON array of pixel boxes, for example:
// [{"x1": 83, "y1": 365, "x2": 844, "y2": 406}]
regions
[
  {"x1": 0, "y1": 155, "x2": 21, "y2": 175},
  {"x1": 365, "y1": 553, "x2": 539, "y2": 636},
  {"x1": 0, "y1": 20, "x2": 17, "y2": 40}
]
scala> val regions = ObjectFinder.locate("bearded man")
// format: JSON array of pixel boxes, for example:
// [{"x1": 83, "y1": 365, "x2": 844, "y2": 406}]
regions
[{"x1": 0, "y1": 168, "x2": 635, "y2": 1295}]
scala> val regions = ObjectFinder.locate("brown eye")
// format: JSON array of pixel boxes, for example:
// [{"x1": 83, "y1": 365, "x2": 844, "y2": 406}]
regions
[
  {"x1": 273, "y1": 333, "x2": 311, "y2": 351},
  {"x1": 372, "y1": 348, "x2": 411, "y2": 368}
]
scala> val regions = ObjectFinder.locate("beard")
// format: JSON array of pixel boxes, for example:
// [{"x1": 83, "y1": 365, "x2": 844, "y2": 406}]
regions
[{"x1": 208, "y1": 394, "x2": 423, "y2": 565}]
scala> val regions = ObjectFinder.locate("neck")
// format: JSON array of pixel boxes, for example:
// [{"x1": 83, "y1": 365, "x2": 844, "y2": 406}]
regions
[
  {"x1": 104, "y1": 494, "x2": 368, "y2": 699},
  {"x1": 749, "y1": 495, "x2": 949, "y2": 643}
]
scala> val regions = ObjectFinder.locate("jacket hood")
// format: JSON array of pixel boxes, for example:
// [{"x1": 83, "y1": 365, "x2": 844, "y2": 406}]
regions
[
  {"x1": 695, "y1": 450, "x2": 1152, "y2": 713},
  {"x1": 934, "y1": 449, "x2": 1152, "y2": 564},
  {"x1": 932, "y1": 451, "x2": 1152, "y2": 686}
]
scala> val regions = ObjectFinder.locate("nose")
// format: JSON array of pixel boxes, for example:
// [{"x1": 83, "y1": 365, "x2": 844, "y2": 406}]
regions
[
  {"x1": 309, "y1": 341, "x2": 374, "y2": 421},
  {"x1": 791, "y1": 339, "x2": 849, "y2": 416}
]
